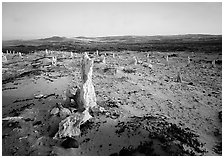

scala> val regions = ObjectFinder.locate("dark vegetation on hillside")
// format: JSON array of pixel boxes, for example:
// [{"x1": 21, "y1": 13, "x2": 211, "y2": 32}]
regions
[{"x1": 2, "y1": 35, "x2": 222, "y2": 54}]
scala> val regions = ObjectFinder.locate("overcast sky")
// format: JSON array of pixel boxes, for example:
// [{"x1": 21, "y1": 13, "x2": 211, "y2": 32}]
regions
[{"x1": 2, "y1": 2, "x2": 222, "y2": 40}]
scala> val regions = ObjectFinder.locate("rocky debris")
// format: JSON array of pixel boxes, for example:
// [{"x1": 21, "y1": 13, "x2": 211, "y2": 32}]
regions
[
  {"x1": 142, "y1": 62, "x2": 152, "y2": 68},
  {"x1": 54, "y1": 110, "x2": 92, "y2": 139},
  {"x1": 54, "y1": 113, "x2": 82, "y2": 138},
  {"x1": 61, "y1": 137, "x2": 79, "y2": 149},
  {"x1": 50, "y1": 107, "x2": 60, "y2": 115},
  {"x1": 50, "y1": 103, "x2": 72, "y2": 119}
]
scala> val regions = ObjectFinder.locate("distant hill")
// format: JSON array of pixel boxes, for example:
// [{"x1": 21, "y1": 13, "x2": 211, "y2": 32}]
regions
[
  {"x1": 2, "y1": 34, "x2": 222, "y2": 53},
  {"x1": 39, "y1": 36, "x2": 68, "y2": 41}
]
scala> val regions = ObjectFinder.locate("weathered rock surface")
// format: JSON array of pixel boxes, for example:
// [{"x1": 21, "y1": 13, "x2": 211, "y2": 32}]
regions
[
  {"x1": 54, "y1": 53, "x2": 96, "y2": 139},
  {"x1": 75, "y1": 52, "x2": 97, "y2": 111},
  {"x1": 54, "y1": 113, "x2": 82, "y2": 139},
  {"x1": 54, "y1": 110, "x2": 92, "y2": 139}
]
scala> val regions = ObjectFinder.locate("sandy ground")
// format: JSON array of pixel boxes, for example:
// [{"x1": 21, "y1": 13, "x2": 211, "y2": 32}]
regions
[{"x1": 2, "y1": 51, "x2": 222, "y2": 156}]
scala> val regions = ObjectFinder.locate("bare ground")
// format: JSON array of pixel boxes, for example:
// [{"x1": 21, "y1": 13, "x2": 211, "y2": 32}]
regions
[{"x1": 2, "y1": 51, "x2": 222, "y2": 156}]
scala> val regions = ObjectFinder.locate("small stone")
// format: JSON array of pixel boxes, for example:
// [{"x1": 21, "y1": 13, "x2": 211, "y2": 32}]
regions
[
  {"x1": 35, "y1": 94, "x2": 44, "y2": 99},
  {"x1": 99, "y1": 107, "x2": 106, "y2": 112},
  {"x1": 50, "y1": 107, "x2": 59, "y2": 115},
  {"x1": 61, "y1": 137, "x2": 79, "y2": 149}
]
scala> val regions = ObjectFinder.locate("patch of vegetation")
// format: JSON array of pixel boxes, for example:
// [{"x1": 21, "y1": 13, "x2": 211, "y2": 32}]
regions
[
  {"x1": 213, "y1": 142, "x2": 222, "y2": 155},
  {"x1": 122, "y1": 68, "x2": 136, "y2": 73},
  {"x1": 110, "y1": 141, "x2": 155, "y2": 156},
  {"x1": 115, "y1": 115, "x2": 207, "y2": 156}
]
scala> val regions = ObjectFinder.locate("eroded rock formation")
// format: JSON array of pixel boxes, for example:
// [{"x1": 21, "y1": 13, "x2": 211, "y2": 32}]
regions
[
  {"x1": 52, "y1": 56, "x2": 57, "y2": 66},
  {"x1": 75, "y1": 52, "x2": 97, "y2": 111},
  {"x1": 54, "y1": 52, "x2": 96, "y2": 140}
]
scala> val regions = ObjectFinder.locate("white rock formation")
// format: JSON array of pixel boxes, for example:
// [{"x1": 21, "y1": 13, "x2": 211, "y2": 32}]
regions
[
  {"x1": 54, "y1": 109, "x2": 92, "y2": 139},
  {"x1": 54, "y1": 53, "x2": 96, "y2": 139},
  {"x1": 50, "y1": 107, "x2": 60, "y2": 115},
  {"x1": 2, "y1": 54, "x2": 7, "y2": 63},
  {"x1": 137, "y1": 58, "x2": 143, "y2": 64},
  {"x1": 19, "y1": 52, "x2": 23, "y2": 58},
  {"x1": 54, "y1": 113, "x2": 82, "y2": 138},
  {"x1": 166, "y1": 55, "x2": 169, "y2": 62},
  {"x1": 70, "y1": 52, "x2": 73, "y2": 58},
  {"x1": 188, "y1": 56, "x2": 190, "y2": 65},
  {"x1": 212, "y1": 60, "x2": 216, "y2": 68},
  {"x1": 102, "y1": 56, "x2": 106, "y2": 64},
  {"x1": 52, "y1": 56, "x2": 57, "y2": 66},
  {"x1": 75, "y1": 52, "x2": 97, "y2": 111},
  {"x1": 133, "y1": 56, "x2": 137, "y2": 65}
]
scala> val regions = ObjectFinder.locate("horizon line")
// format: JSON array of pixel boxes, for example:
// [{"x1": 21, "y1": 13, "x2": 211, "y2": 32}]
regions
[{"x1": 3, "y1": 33, "x2": 222, "y2": 41}]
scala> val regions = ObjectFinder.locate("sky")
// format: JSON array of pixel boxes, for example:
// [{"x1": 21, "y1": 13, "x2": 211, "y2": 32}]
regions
[{"x1": 2, "y1": 2, "x2": 222, "y2": 40}]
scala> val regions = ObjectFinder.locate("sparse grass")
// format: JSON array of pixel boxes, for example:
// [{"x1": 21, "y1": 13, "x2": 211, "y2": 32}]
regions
[{"x1": 122, "y1": 67, "x2": 136, "y2": 73}]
